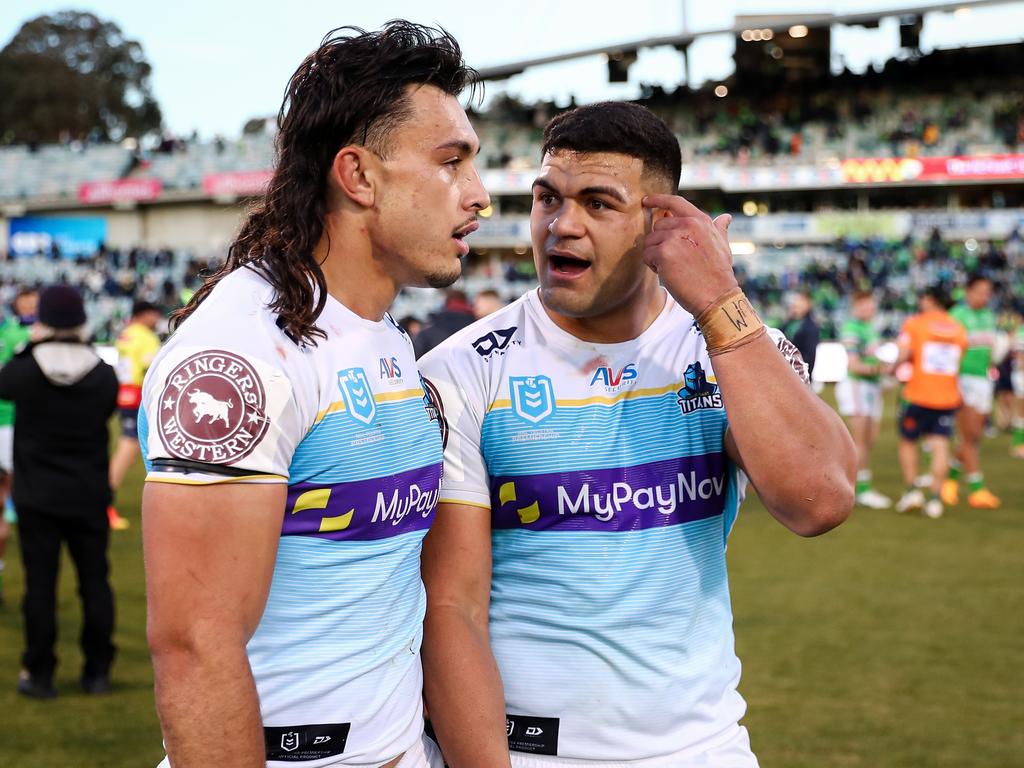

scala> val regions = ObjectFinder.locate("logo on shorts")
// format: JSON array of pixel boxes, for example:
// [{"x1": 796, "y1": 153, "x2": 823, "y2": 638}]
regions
[
  {"x1": 676, "y1": 362, "x2": 723, "y2": 415},
  {"x1": 280, "y1": 732, "x2": 300, "y2": 752},
  {"x1": 157, "y1": 350, "x2": 269, "y2": 464}
]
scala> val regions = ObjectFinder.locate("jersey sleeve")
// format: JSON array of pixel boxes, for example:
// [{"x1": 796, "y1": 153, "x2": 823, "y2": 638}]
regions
[
  {"x1": 140, "y1": 333, "x2": 307, "y2": 486},
  {"x1": 767, "y1": 326, "x2": 811, "y2": 385},
  {"x1": 419, "y1": 345, "x2": 491, "y2": 510}
]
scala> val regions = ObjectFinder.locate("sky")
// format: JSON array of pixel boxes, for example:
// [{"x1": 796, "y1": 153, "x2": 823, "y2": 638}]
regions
[{"x1": 2, "y1": 0, "x2": 1023, "y2": 138}]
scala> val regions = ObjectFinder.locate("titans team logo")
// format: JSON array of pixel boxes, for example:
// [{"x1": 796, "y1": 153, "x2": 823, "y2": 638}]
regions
[
  {"x1": 337, "y1": 367, "x2": 376, "y2": 425},
  {"x1": 676, "y1": 362, "x2": 724, "y2": 415},
  {"x1": 509, "y1": 375, "x2": 555, "y2": 424},
  {"x1": 157, "y1": 349, "x2": 269, "y2": 464}
]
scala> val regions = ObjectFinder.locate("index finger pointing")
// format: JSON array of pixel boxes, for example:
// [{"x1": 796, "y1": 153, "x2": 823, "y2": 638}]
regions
[{"x1": 642, "y1": 193, "x2": 707, "y2": 219}]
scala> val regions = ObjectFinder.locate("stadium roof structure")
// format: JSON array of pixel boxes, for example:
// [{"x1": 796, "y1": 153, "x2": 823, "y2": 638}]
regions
[{"x1": 475, "y1": 0, "x2": 1017, "y2": 80}]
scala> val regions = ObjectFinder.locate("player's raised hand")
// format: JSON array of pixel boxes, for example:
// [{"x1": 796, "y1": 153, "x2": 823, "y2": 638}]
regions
[{"x1": 642, "y1": 194, "x2": 738, "y2": 316}]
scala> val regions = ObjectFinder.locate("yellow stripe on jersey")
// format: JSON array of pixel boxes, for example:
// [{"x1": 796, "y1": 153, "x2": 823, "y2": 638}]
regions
[
  {"x1": 312, "y1": 387, "x2": 424, "y2": 424},
  {"x1": 487, "y1": 379, "x2": 718, "y2": 412},
  {"x1": 145, "y1": 473, "x2": 288, "y2": 486}
]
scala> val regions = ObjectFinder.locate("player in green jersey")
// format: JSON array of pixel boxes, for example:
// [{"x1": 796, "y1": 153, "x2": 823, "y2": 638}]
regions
[
  {"x1": 836, "y1": 290, "x2": 891, "y2": 508},
  {"x1": 0, "y1": 287, "x2": 38, "y2": 604},
  {"x1": 943, "y1": 275, "x2": 1001, "y2": 508}
]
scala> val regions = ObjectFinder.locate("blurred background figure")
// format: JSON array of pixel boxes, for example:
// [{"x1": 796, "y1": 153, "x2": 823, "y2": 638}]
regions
[
  {"x1": 943, "y1": 275, "x2": 1001, "y2": 509},
  {"x1": 891, "y1": 287, "x2": 966, "y2": 520},
  {"x1": 836, "y1": 290, "x2": 891, "y2": 509},
  {"x1": 107, "y1": 301, "x2": 163, "y2": 530},
  {"x1": 1014, "y1": 320, "x2": 1024, "y2": 458},
  {"x1": 413, "y1": 288, "x2": 476, "y2": 358},
  {"x1": 0, "y1": 287, "x2": 38, "y2": 606},
  {"x1": 783, "y1": 290, "x2": 820, "y2": 380},
  {"x1": 0, "y1": 284, "x2": 118, "y2": 699},
  {"x1": 472, "y1": 289, "x2": 505, "y2": 319},
  {"x1": 397, "y1": 314, "x2": 424, "y2": 339}
]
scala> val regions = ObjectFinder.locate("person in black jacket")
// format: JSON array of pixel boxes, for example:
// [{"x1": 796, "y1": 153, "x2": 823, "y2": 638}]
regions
[
  {"x1": 0, "y1": 284, "x2": 119, "y2": 699},
  {"x1": 783, "y1": 290, "x2": 821, "y2": 380}
]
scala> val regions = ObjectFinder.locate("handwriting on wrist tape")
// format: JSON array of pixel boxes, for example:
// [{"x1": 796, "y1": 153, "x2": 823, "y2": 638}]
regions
[{"x1": 697, "y1": 288, "x2": 767, "y2": 356}]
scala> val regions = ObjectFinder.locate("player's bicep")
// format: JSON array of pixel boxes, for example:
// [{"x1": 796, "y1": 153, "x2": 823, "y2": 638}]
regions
[
  {"x1": 422, "y1": 502, "x2": 493, "y2": 629},
  {"x1": 143, "y1": 481, "x2": 284, "y2": 647}
]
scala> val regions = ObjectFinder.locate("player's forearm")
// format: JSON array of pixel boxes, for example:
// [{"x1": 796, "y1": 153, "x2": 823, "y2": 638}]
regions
[
  {"x1": 423, "y1": 605, "x2": 512, "y2": 768},
  {"x1": 715, "y1": 334, "x2": 856, "y2": 536},
  {"x1": 152, "y1": 640, "x2": 265, "y2": 767}
]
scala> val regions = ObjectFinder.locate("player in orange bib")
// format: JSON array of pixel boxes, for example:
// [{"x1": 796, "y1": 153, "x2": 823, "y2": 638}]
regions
[{"x1": 890, "y1": 287, "x2": 967, "y2": 519}]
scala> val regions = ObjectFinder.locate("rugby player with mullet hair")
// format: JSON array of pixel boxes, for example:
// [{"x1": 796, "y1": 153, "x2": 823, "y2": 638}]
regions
[
  {"x1": 419, "y1": 101, "x2": 856, "y2": 767},
  {"x1": 140, "y1": 22, "x2": 488, "y2": 768}
]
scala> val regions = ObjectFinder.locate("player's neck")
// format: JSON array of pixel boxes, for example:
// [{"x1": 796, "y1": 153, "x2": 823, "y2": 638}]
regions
[
  {"x1": 314, "y1": 217, "x2": 398, "y2": 322},
  {"x1": 542, "y1": 279, "x2": 666, "y2": 344}
]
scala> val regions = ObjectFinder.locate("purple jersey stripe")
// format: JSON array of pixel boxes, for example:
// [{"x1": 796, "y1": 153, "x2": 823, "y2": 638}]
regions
[
  {"x1": 489, "y1": 452, "x2": 727, "y2": 532},
  {"x1": 283, "y1": 463, "x2": 442, "y2": 541}
]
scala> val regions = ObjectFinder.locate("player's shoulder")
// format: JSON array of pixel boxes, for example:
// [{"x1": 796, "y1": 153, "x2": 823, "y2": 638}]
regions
[
  {"x1": 419, "y1": 295, "x2": 528, "y2": 376},
  {"x1": 168, "y1": 268, "x2": 280, "y2": 349}
]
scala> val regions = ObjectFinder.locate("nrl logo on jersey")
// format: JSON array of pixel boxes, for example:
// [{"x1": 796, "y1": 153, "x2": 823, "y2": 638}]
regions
[
  {"x1": 337, "y1": 367, "x2": 376, "y2": 425},
  {"x1": 472, "y1": 326, "x2": 519, "y2": 359},
  {"x1": 676, "y1": 362, "x2": 723, "y2": 415},
  {"x1": 509, "y1": 375, "x2": 555, "y2": 424}
]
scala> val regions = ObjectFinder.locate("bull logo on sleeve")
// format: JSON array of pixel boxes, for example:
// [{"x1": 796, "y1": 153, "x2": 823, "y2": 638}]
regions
[{"x1": 156, "y1": 350, "x2": 270, "y2": 464}]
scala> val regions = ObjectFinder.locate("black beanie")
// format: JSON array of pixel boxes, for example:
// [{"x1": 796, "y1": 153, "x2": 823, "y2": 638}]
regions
[{"x1": 38, "y1": 284, "x2": 87, "y2": 330}]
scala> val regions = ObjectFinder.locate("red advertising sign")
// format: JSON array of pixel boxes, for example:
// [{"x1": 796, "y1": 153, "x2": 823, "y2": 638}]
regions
[
  {"x1": 202, "y1": 170, "x2": 273, "y2": 197},
  {"x1": 841, "y1": 154, "x2": 1024, "y2": 184},
  {"x1": 78, "y1": 178, "x2": 162, "y2": 204}
]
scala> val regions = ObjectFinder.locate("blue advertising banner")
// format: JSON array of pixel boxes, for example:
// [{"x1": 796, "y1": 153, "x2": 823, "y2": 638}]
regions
[{"x1": 7, "y1": 217, "x2": 107, "y2": 257}]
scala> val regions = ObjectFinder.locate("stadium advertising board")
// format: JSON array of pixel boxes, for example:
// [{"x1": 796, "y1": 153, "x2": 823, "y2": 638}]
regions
[
  {"x1": 202, "y1": 170, "x2": 274, "y2": 197},
  {"x1": 841, "y1": 154, "x2": 1024, "y2": 184},
  {"x1": 78, "y1": 178, "x2": 163, "y2": 204},
  {"x1": 8, "y1": 216, "x2": 107, "y2": 257}
]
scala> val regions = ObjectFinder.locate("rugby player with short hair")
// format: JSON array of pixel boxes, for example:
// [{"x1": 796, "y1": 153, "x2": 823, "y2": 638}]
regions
[
  {"x1": 942, "y1": 274, "x2": 1001, "y2": 508},
  {"x1": 837, "y1": 290, "x2": 891, "y2": 508},
  {"x1": 141, "y1": 22, "x2": 487, "y2": 768},
  {"x1": 419, "y1": 102, "x2": 855, "y2": 767},
  {"x1": 891, "y1": 287, "x2": 968, "y2": 519}
]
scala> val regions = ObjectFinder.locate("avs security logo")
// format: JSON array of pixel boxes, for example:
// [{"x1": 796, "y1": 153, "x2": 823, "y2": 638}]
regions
[
  {"x1": 589, "y1": 362, "x2": 638, "y2": 390},
  {"x1": 509, "y1": 375, "x2": 555, "y2": 424},
  {"x1": 157, "y1": 350, "x2": 269, "y2": 464},
  {"x1": 472, "y1": 326, "x2": 519, "y2": 359},
  {"x1": 676, "y1": 361, "x2": 723, "y2": 415},
  {"x1": 378, "y1": 356, "x2": 403, "y2": 383},
  {"x1": 337, "y1": 368, "x2": 376, "y2": 425}
]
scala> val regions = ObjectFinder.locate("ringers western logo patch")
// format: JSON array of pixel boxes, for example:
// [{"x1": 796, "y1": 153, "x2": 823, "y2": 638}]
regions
[{"x1": 157, "y1": 350, "x2": 269, "y2": 464}]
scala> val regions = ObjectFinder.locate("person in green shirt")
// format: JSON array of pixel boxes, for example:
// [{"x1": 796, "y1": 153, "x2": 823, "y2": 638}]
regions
[
  {"x1": 836, "y1": 290, "x2": 891, "y2": 508},
  {"x1": 943, "y1": 274, "x2": 1000, "y2": 508},
  {"x1": 0, "y1": 287, "x2": 38, "y2": 604}
]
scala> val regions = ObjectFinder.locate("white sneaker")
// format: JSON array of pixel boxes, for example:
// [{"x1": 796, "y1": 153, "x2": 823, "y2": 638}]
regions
[
  {"x1": 914, "y1": 474, "x2": 933, "y2": 489},
  {"x1": 856, "y1": 489, "x2": 893, "y2": 509},
  {"x1": 924, "y1": 499, "x2": 944, "y2": 519},
  {"x1": 895, "y1": 489, "x2": 925, "y2": 513}
]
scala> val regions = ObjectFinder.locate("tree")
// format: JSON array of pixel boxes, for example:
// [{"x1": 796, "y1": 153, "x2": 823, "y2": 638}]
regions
[{"x1": 0, "y1": 11, "x2": 161, "y2": 144}]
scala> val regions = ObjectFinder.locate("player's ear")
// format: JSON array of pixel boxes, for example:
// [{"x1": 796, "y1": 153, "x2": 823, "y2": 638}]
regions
[{"x1": 330, "y1": 146, "x2": 376, "y2": 208}]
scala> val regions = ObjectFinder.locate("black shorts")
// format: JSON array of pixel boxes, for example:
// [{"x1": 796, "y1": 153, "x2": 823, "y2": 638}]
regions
[
  {"x1": 898, "y1": 403, "x2": 956, "y2": 440},
  {"x1": 118, "y1": 407, "x2": 139, "y2": 439}
]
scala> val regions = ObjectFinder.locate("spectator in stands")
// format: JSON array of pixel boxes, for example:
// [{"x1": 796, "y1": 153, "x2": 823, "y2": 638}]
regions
[
  {"x1": 107, "y1": 301, "x2": 163, "y2": 530},
  {"x1": 783, "y1": 290, "x2": 820, "y2": 379},
  {"x1": 397, "y1": 314, "x2": 424, "y2": 338},
  {"x1": 414, "y1": 288, "x2": 476, "y2": 358},
  {"x1": 0, "y1": 285, "x2": 118, "y2": 698},
  {"x1": 473, "y1": 289, "x2": 504, "y2": 319},
  {"x1": 890, "y1": 287, "x2": 967, "y2": 519},
  {"x1": 0, "y1": 287, "x2": 37, "y2": 605}
]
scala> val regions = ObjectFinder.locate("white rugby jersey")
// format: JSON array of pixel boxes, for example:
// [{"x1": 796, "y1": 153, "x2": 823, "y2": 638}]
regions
[
  {"x1": 139, "y1": 267, "x2": 444, "y2": 767},
  {"x1": 420, "y1": 288, "x2": 805, "y2": 762}
]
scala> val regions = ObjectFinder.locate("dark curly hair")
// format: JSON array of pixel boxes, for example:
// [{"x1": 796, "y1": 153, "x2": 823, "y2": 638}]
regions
[
  {"x1": 541, "y1": 101, "x2": 681, "y2": 192},
  {"x1": 172, "y1": 20, "x2": 479, "y2": 345}
]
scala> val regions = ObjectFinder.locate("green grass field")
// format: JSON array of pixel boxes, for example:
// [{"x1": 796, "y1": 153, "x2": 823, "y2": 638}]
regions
[{"x1": 0, "y1": 391, "x2": 1021, "y2": 767}]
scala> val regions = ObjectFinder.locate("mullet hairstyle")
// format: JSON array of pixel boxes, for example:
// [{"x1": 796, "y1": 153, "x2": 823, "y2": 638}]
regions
[
  {"x1": 172, "y1": 20, "x2": 479, "y2": 345},
  {"x1": 540, "y1": 101, "x2": 682, "y2": 192}
]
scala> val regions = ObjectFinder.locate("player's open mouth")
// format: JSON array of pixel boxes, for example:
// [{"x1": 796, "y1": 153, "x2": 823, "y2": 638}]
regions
[
  {"x1": 548, "y1": 251, "x2": 592, "y2": 278},
  {"x1": 452, "y1": 221, "x2": 479, "y2": 256}
]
